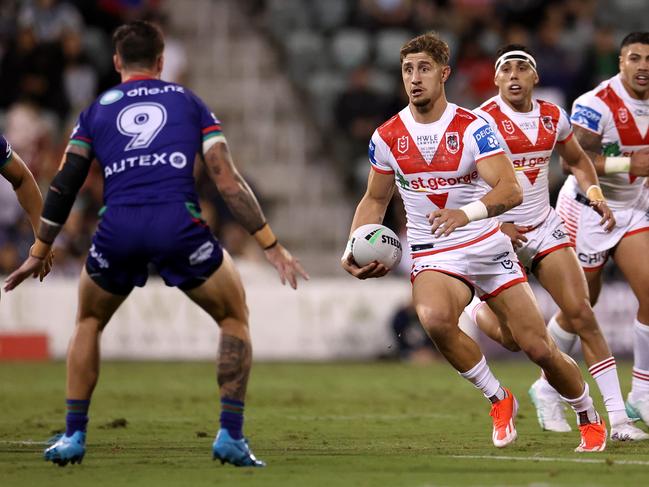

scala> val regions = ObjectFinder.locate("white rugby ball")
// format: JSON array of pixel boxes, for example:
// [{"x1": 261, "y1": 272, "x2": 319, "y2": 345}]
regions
[{"x1": 351, "y1": 224, "x2": 403, "y2": 269}]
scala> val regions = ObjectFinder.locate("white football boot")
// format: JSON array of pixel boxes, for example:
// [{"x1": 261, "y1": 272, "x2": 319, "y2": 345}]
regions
[{"x1": 528, "y1": 378, "x2": 572, "y2": 432}]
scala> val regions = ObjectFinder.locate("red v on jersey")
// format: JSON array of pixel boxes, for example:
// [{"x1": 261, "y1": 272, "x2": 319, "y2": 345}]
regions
[
  {"x1": 427, "y1": 192, "x2": 449, "y2": 209},
  {"x1": 597, "y1": 86, "x2": 649, "y2": 145},
  {"x1": 596, "y1": 86, "x2": 649, "y2": 183},
  {"x1": 482, "y1": 100, "x2": 560, "y2": 156},
  {"x1": 523, "y1": 167, "x2": 541, "y2": 185},
  {"x1": 377, "y1": 108, "x2": 477, "y2": 175}
]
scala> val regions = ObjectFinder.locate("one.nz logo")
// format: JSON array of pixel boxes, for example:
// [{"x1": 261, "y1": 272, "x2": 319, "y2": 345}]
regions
[{"x1": 100, "y1": 89, "x2": 124, "y2": 105}]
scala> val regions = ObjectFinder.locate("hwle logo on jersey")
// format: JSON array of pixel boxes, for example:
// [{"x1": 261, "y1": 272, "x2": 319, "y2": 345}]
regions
[{"x1": 572, "y1": 104, "x2": 601, "y2": 131}]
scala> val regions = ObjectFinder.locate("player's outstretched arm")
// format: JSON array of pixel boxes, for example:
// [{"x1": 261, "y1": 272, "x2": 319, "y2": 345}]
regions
[
  {"x1": 568, "y1": 125, "x2": 649, "y2": 177},
  {"x1": 4, "y1": 145, "x2": 92, "y2": 291},
  {"x1": 341, "y1": 169, "x2": 394, "y2": 279},
  {"x1": 557, "y1": 136, "x2": 615, "y2": 231},
  {"x1": 203, "y1": 141, "x2": 308, "y2": 289},
  {"x1": 0, "y1": 151, "x2": 52, "y2": 281}
]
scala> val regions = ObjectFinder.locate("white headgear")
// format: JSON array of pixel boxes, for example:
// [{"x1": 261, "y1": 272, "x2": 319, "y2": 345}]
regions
[{"x1": 494, "y1": 50, "x2": 537, "y2": 73}]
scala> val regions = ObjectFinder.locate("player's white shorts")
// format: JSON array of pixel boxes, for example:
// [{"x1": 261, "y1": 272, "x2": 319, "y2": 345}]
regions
[
  {"x1": 410, "y1": 226, "x2": 527, "y2": 300},
  {"x1": 512, "y1": 207, "x2": 574, "y2": 272},
  {"x1": 556, "y1": 187, "x2": 649, "y2": 272}
]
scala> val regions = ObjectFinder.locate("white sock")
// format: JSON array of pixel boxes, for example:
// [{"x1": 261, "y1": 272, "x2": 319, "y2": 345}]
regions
[
  {"x1": 562, "y1": 383, "x2": 599, "y2": 424},
  {"x1": 588, "y1": 357, "x2": 627, "y2": 426},
  {"x1": 631, "y1": 319, "x2": 649, "y2": 402},
  {"x1": 459, "y1": 356, "x2": 504, "y2": 402},
  {"x1": 547, "y1": 315, "x2": 578, "y2": 355},
  {"x1": 633, "y1": 319, "x2": 649, "y2": 372}
]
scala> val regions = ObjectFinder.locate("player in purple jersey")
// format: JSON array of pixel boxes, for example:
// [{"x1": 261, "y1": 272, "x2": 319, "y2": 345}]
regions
[
  {"x1": 0, "y1": 135, "x2": 53, "y2": 283},
  {"x1": 4, "y1": 21, "x2": 308, "y2": 467}
]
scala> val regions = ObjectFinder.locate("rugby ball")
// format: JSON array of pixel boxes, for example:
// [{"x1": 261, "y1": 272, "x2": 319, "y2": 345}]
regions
[{"x1": 350, "y1": 224, "x2": 403, "y2": 269}]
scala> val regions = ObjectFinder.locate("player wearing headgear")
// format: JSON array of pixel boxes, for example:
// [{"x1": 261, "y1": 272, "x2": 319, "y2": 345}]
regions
[
  {"x1": 468, "y1": 44, "x2": 646, "y2": 440},
  {"x1": 0, "y1": 135, "x2": 53, "y2": 283},
  {"x1": 4, "y1": 20, "x2": 308, "y2": 467},
  {"x1": 342, "y1": 32, "x2": 607, "y2": 452},
  {"x1": 551, "y1": 32, "x2": 649, "y2": 429}
]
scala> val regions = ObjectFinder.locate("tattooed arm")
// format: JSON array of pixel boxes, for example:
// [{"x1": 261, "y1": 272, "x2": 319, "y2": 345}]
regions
[
  {"x1": 203, "y1": 141, "x2": 267, "y2": 235},
  {"x1": 562, "y1": 126, "x2": 649, "y2": 177},
  {"x1": 475, "y1": 153, "x2": 523, "y2": 217},
  {"x1": 560, "y1": 126, "x2": 602, "y2": 175},
  {"x1": 203, "y1": 141, "x2": 309, "y2": 289}
]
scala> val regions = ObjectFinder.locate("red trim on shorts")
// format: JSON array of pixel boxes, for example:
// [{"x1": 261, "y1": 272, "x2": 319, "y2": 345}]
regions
[
  {"x1": 410, "y1": 268, "x2": 474, "y2": 293},
  {"x1": 582, "y1": 262, "x2": 607, "y2": 272},
  {"x1": 479, "y1": 276, "x2": 527, "y2": 301},
  {"x1": 623, "y1": 226, "x2": 649, "y2": 239},
  {"x1": 532, "y1": 242, "x2": 575, "y2": 262},
  {"x1": 412, "y1": 225, "x2": 500, "y2": 258},
  {"x1": 370, "y1": 165, "x2": 394, "y2": 175}
]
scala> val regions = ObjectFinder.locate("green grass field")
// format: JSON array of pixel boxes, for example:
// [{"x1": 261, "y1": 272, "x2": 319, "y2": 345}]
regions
[{"x1": 1, "y1": 360, "x2": 649, "y2": 487}]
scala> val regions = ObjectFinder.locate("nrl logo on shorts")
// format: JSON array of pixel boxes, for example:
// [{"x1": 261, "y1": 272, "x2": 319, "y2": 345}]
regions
[
  {"x1": 501, "y1": 120, "x2": 515, "y2": 135},
  {"x1": 618, "y1": 107, "x2": 629, "y2": 124},
  {"x1": 397, "y1": 135, "x2": 409, "y2": 154},
  {"x1": 541, "y1": 116, "x2": 554, "y2": 133},
  {"x1": 445, "y1": 132, "x2": 459, "y2": 154}
]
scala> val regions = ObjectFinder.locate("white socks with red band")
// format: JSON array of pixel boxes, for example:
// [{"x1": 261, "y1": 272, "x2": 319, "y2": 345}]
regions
[
  {"x1": 588, "y1": 357, "x2": 627, "y2": 426},
  {"x1": 459, "y1": 356, "x2": 505, "y2": 402},
  {"x1": 561, "y1": 382, "x2": 599, "y2": 424}
]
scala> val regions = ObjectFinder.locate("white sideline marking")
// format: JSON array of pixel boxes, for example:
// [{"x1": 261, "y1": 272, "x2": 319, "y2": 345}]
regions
[
  {"x1": 286, "y1": 413, "x2": 454, "y2": 421},
  {"x1": 452, "y1": 454, "x2": 649, "y2": 466},
  {"x1": 0, "y1": 440, "x2": 50, "y2": 446}
]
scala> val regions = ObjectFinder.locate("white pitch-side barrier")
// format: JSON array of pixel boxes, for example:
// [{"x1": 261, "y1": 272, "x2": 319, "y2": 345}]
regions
[{"x1": 0, "y1": 261, "x2": 638, "y2": 360}]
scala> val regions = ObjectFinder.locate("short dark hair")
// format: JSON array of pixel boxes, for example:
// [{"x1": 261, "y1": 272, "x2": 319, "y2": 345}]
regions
[
  {"x1": 400, "y1": 32, "x2": 450, "y2": 66},
  {"x1": 112, "y1": 21, "x2": 164, "y2": 69},
  {"x1": 495, "y1": 43, "x2": 534, "y2": 60},
  {"x1": 621, "y1": 32, "x2": 649, "y2": 50}
]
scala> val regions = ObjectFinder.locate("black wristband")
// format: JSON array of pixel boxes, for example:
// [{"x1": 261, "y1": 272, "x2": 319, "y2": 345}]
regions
[{"x1": 263, "y1": 239, "x2": 278, "y2": 251}]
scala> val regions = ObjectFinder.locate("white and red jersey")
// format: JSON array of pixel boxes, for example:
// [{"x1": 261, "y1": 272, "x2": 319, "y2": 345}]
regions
[
  {"x1": 564, "y1": 74, "x2": 649, "y2": 210},
  {"x1": 369, "y1": 103, "x2": 504, "y2": 256},
  {"x1": 476, "y1": 95, "x2": 573, "y2": 227}
]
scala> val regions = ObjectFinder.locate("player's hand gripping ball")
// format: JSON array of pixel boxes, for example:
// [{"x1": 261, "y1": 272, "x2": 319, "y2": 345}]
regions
[{"x1": 350, "y1": 224, "x2": 402, "y2": 269}]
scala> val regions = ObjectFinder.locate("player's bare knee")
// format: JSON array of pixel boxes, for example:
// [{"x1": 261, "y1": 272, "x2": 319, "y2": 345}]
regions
[
  {"x1": 520, "y1": 340, "x2": 554, "y2": 367},
  {"x1": 560, "y1": 298, "x2": 596, "y2": 331},
  {"x1": 416, "y1": 306, "x2": 458, "y2": 342}
]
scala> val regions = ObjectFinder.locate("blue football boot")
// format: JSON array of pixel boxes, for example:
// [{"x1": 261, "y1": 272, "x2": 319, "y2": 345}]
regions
[
  {"x1": 212, "y1": 429, "x2": 266, "y2": 467},
  {"x1": 44, "y1": 431, "x2": 86, "y2": 466}
]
